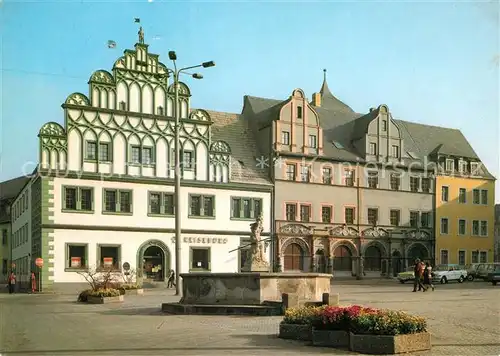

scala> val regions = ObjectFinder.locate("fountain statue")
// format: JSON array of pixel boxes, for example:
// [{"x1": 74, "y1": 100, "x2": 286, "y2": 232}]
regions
[{"x1": 242, "y1": 215, "x2": 270, "y2": 272}]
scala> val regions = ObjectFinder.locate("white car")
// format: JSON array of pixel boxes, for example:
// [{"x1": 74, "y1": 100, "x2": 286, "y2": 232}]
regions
[{"x1": 432, "y1": 265, "x2": 468, "y2": 284}]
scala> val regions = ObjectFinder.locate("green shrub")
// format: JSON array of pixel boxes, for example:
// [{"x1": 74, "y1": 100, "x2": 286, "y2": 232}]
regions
[
  {"x1": 121, "y1": 283, "x2": 141, "y2": 290},
  {"x1": 350, "y1": 309, "x2": 427, "y2": 336},
  {"x1": 118, "y1": 287, "x2": 126, "y2": 295},
  {"x1": 87, "y1": 288, "x2": 121, "y2": 298},
  {"x1": 77, "y1": 289, "x2": 92, "y2": 303}
]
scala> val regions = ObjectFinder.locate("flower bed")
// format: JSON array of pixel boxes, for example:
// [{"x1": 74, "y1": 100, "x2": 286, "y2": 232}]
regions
[
  {"x1": 278, "y1": 305, "x2": 430, "y2": 354},
  {"x1": 78, "y1": 288, "x2": 124, "y2": 304},
  {"x1": 121, "y1": 284, "x2": 144, "y2": 295}
]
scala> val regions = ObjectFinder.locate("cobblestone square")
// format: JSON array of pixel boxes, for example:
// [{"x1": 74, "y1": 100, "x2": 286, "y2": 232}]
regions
[{"x1": 1, "y1": 280, "x2": 499, "y2": 355}]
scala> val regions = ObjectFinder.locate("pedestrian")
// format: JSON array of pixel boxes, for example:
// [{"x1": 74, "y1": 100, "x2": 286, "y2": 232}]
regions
[
  {"x1": 7, "y1": 271, "x2": 16, "y2": 294},
  {"x1": 31, "y1": 271, "x2": 37, "y2": 294},
  {"x1": 423, "y1": 262, "x2": 435, "y2": 291},
  {"x1": 412, "y1": 259, "x2": 427, "y2": 292},
  {"x1": 167, "y1": 269, "x2": 176, "y2": 288}
]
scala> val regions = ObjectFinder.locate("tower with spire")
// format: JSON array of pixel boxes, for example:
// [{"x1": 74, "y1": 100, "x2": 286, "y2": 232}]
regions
[{"x1": 311, "y1": 69, "x2": 354, "y2": 113}]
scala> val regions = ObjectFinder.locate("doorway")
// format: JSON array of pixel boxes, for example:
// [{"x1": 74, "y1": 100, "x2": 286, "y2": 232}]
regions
[
  {"x1": 143, "y1": 245, "x2": 165, "y2": 281},
  {"x1": 283, "y1": 243, "x2": 304, "y2": 271}
]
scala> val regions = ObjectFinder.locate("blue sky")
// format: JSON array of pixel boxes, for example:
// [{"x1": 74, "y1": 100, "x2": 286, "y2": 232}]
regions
[{"x1": 1, "y1": 0, "x2": 499, "y2": 201}]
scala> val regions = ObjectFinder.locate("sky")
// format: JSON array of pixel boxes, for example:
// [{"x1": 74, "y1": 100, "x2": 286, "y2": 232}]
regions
[{"x1": 1, "y1": 0, "x2": 499, "y2": 201}]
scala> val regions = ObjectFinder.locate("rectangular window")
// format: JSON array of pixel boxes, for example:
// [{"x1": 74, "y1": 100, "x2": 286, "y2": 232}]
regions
[
  {"x1": 285, "y1": 203, "x2": 297, "y2": 221},
  {"x1": 445, "y1": 159, "x2": 454, "y2": 172},
  {"x1": 458, "y1": 219, "x2": 466, "y2": 235},
  {"x1": 381, "y1": 120, "x2": 387, "y2": 131},
  {"x1": 410, "y1": 177, "x2": 420, "y2": 192},
  {"x1": 458, "y1": 160, "x2": 468, "y2": 173},
  {"x1": 441, "y1": 218, "x2": 449, "y2": 234},
  {"x1": 97, "y1": 244, "x2": 121, "y2": 270},
  {"x1": 99, "y1": 142, "x2": 111, "y2": 161},
  {"x1": 345, "y1": 207, "x2": 355, "y2": 224},
  {"x1": 473, "y1": 189, "x2": 480, "y2": 204},
  {"x1": 391, "y1": 145, "x2": 399, "y2": 158},
  {"x1": 367, "y1": 172, "x2": 378, "y2": 189},
  {"x1": 344, "y1": 170, "x2": 355, "y2": 187},
  {"x1": 149, "y1": 192, "x2": 175, "y2": 215},
  {"x1": 322, "y1": 167, "x2": 332, "y2": 184},
  {"x1": 297, "y1": 106, "x2": 303, "y2": 119},
  {"x1": 440, "y1": 250, "x2": 449, "y2": 265},
  {"x1": 281, "y1": 131, "x2": 290, "y2": 145},
  {"x1": 189, "y1": 195, "x2": 215, "y2": 217},
  {"x1": 458, "y1": 188, "x2": 466, "y2": 203},
  {"x1": 2, "y1": 259, "x2": 7, "y2": 274},
  {"x1": 470, "y1": 162, "x2": 479, "y2": 175},
  {"x1": 321, "y1": 206, "x2": 332, "y2": 223},
  {"x1": 367, "y1": 208, "x2": 378, "y2": 225},
  {"x1": 390, "y1": 174, "x2": 400, "y2": 190},
  {"x1": 410, "y1": 211, "x2": 419, "y2": 228},
  {"x1": 190, "y1": 247, "x2": 211, "y2": 271},
  {"x1": 480, "y1": 221, "x2": 488, "y2": 236},
  {"x1": 142, "y1": 147, "x2": 153, "y2": 164},
  {"x1": 300, "y1": 165, "x2": 310, "y2": 182},
  {"x1": 369, "y1": 142, "x2": 377, "y2": 155},
  {"x1": 103, "y1": 189, "x2": 132, "y2": 214},
  {"x1": 472, "y1": 220, "x2": 479, "y2": 236},
  {"x1": 390, "y1": 210, "x2": 400, "y2": 226},
  {"x1": 286, "y1": 164, "x2": 296, "y2": 181},
  {"x1": 2, "y1": 229, "x2": 7, "y2": 245},
  {"x1": 308, "y1": 135, "x2": 317, "y2": 148},
  {"x1": 441, "y1": 186, "x2": 449, "y2": 202},
  {"x1": 479, "y1": 251, "x2": 487, "y2": 263},
  {"x1": 300, "y1": 205, "x2": 311, "y2": 222},
  {"x1": 63, "y1": 186, "x2": 93, "y2": 212},
  {"x1": 480, "y1": 190, "x2": 488, "y2": 205},
  {"x1": 471, "y1": 250, "x2": 479, "y2": 264},
  {"x1": 231, "y1": 197, "x2": 262, "y2": 219},
  {"x1": 131, "y1": 146, "x2": 141, "y2": 164},
  {"x1": 66, "y1": 244, "x2": 88, "y2": 269},
  {"x1": 458, "y1": 250, "x2": 466, "y2": 266},
  {"x1": 85, "y1": 141, "x2": 97, "y2": 160},
  {"x1": 183, "y1": 151, "x2": 193, "y2": 169}
]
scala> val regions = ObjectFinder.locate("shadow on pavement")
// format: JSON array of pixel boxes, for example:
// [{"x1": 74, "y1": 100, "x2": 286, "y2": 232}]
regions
[
  {"x1": 99, "y1": 307, "x2": 164, "y2": 316},
  {"x1": 229, "y1": 334, "x2": 355, "y2": 354}
]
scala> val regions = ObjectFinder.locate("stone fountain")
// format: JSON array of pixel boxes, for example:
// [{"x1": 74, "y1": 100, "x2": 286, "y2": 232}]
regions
[{"x1": 161, "y1": 216, "x2": 336, "y2": 316}]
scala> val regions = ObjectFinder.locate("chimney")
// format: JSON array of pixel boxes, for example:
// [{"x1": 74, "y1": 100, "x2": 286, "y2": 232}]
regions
[{"x1": 312, "y1": 93, "x2": 321, "y2": 107}]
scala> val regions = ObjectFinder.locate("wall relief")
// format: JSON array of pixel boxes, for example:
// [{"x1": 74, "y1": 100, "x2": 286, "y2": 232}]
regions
[
  {"x1": 362, "y1": 226, "x2": 389, "y2": 237},
  {"x1": 329, "y1": 225, "x2": 358, "y2": 237},
  {"x1": 279, "y1": 224, "x2": 312, "y2": 235},
  {"x1": 404, "y1": 229, "x2": 430, "y2": 239}
]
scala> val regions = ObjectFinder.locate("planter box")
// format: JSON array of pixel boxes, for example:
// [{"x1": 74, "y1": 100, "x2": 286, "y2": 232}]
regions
[
  {"x1": 312, "y1": 329, "x2": 349, "y2": 347},
  {"x1": 278, "y1": 323, "x2": 312, "y2": 341},
  {"x1": 87, "y1": 295, "x2": 124, "y2": 304},
  {"x1": 349, "y1": 332, "x2": 431, "y2": 354},
  {"x1": 124, "y1": 288, "x2": 144, "y2": 295}
]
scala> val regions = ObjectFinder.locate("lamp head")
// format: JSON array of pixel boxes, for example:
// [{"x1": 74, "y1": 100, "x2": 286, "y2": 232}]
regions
[
  {"x1": 168, "y1": 51, "x2": 177, "y2": 60},
  {"x1": 192, "y1": 73, "x2": 203, "y2": 79},
  {"x1": 202, "y1": 61, "x2": 215, "y2": 68}
]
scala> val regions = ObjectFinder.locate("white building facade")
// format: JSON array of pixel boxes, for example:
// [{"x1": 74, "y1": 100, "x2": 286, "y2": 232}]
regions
[{"x1": 27, "y1": 37, "x2": 272, "y2": 292}]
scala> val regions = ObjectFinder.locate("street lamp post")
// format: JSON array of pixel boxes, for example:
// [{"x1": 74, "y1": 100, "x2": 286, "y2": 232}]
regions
[{"x1": 167, "y1": 51, "x2": 215, "y2": 296}]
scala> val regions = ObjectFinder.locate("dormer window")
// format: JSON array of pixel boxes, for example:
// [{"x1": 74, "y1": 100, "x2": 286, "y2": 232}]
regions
[
  {"x1": 369, "y1": 142, "x2": 377, "y2": 155},
  {"x1": 391, "y1": 145, "x2": 399, "y2": 158},
  {"x1": 382, "y1": 120, "x2": 387, "y2": 131},
  {"x1": 458, "y1": 160, "x2": 468, "y2": 174},
  {"x1": 445, "y1": 159, "x2": 454, "y2": 172},
  {"x1": 157, "y1": 106, "x2": 164, "y2": 115},
  {"x1": 308, "y1": 135, "x2": 317, "y2": 148},
  {"x1": 297, "y1": 106, "x2": 303, "y2": 119},
  {"x1": 470, "y1": 162, "x2": 479, "y2": 175},
  {"x1": 119, "y1": 101, "x2": 127, "y2": 111}
]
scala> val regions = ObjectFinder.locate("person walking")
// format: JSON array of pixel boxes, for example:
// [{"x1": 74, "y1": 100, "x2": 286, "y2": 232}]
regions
[
  {"x1": 31, "y1": 272, "x2": 37, "y2": 294},
  {"x1": 423, "y1": 262, "x2": 435, "y2": 291},
  {"x1": 7, "y1": 271, "x2": 16, "y2": 294},
  {"x1": 412, "y1": 259, "x2": 427, "y2": 292},
  {"x1": 167, "y1": 269, "x2": 176, "y2": 288}
]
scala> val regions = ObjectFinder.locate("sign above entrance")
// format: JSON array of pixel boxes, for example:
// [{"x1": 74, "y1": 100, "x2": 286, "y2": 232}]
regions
[{"x1": 171, "y1": 237, "x2": 228, "y2": 245}]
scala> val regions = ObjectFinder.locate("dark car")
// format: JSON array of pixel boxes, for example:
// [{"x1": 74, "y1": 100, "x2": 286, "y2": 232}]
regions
[{"x1": 486, "y1": 265, "x2": 500, "y2": 285}]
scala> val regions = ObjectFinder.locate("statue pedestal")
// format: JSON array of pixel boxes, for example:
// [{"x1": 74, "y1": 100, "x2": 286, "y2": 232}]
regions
[{"x1": 242, "y1": 259, "x2": 270, "y2": 272}]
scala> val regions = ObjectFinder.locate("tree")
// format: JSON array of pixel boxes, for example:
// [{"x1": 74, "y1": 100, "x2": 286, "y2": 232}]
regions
[{"x1": 77, "y1": 266, "x2": 121, "y2": 291}]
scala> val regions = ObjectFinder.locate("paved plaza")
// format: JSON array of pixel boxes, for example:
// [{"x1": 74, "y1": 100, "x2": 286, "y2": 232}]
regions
[{"x1": 0, "y1": 280, "x2": 499, "y2": 355}]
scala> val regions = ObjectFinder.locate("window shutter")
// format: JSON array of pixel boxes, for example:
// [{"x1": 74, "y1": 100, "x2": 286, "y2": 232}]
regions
[{"x1": 212, "y1": 196, "x2": 216, "y2": 217}]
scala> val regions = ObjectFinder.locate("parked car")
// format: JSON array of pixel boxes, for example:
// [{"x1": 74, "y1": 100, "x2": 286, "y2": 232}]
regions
[
  {"x1": 486, "y1": 265, "x2": 500, "y2": 285},
  {"x1": 432, "y1": 264, "x2": 468, "y2": 284},
  {"x1": 465, "y1": 264, "x2": 480, "y2": 281},
  {"x1": 397, "y1": 267, "x2": 415, "y2": 283},
  {"x1": 476, "y1": 263, "x2": 500, "y2": 280}
]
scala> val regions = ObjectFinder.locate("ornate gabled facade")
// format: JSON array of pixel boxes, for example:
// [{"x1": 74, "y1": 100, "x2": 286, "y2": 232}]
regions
[
  {"x1": 18, "y1": 34, "x2": 272, "y2": 293},
  {"x1": 242, "y1": 70, "x2": 495, "y2": 278}
]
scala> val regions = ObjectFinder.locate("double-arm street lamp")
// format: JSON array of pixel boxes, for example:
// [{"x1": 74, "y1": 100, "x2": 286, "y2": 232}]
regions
[{"x1": 166, "y1": 51, "x2": 215, "y2": 296}]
